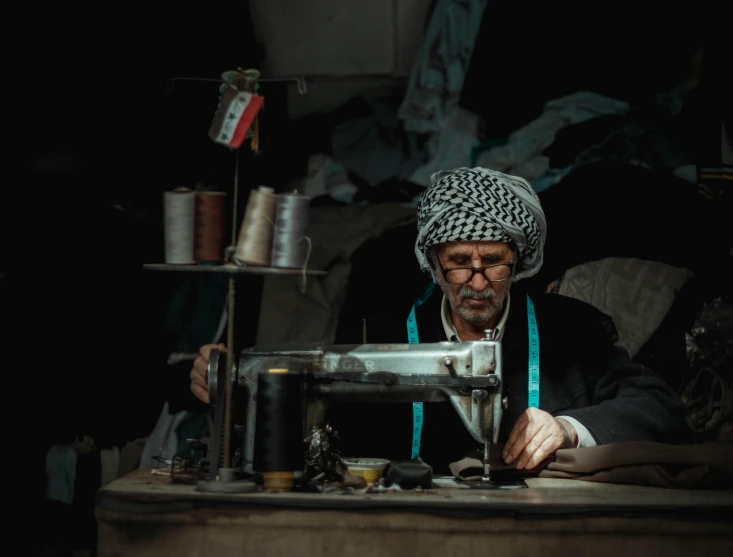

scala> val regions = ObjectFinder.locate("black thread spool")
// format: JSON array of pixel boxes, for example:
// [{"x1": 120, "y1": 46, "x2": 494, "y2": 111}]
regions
[{"x1": 254, "y1": 369, "x2": 305, "y2": 491}]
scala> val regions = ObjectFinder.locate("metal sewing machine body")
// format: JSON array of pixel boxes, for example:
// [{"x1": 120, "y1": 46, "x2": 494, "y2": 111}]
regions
[{"x1": 210, "y1": 331, "x2": 505, "y2": 478}]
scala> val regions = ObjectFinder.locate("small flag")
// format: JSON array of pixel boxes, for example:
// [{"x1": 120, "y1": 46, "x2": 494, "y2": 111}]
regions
[{"x1": 209, "y1": 86, "x2": 264, "y2": 149}]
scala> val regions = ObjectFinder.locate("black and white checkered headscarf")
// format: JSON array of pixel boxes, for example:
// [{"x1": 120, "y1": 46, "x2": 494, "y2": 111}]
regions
[{"x1": 415, "y1": 167, "x2": 547, "y2": 282}]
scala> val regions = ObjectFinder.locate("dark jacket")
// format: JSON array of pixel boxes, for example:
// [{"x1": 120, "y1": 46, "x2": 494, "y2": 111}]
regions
[{"x1": 328, "y1": 281, "x2": 689, "y2": 473}]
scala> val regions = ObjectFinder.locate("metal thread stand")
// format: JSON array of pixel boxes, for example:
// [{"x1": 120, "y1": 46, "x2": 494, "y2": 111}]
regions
[
  {"x1": 146, "y1": 70, "x2": 323, "y2": 487},
  {"x1": 223, "y1": 149, "x2": 240, "y2": 471}
]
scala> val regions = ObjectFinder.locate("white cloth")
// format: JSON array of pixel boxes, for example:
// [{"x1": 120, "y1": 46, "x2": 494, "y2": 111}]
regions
[
  {"x1": 398, "y1": 0, "x2": 489, "y2": 134},
  {"x1": 140, "y1": 401, "x2": 189, "y2": 468}
]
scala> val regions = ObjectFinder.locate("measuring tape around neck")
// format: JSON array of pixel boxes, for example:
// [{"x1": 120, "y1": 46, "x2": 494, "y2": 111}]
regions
[
  {"x1": 406, "y1": 282, "x2": 435, "y2": 459},
  {"x1": 526, "y1": 295, "x2": 540, "y2": 408},
  {"x1": 406, "y1": 290, "x2": 539, "y2": 458}
]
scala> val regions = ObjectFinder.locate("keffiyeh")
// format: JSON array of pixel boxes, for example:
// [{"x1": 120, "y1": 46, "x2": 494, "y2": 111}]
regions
[{"x1": 415, "y1": 167, "x2": 547, "y2": 282}]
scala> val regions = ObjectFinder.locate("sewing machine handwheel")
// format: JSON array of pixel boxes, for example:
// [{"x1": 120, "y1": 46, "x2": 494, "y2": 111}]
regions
[{"x1": 207, "y1": 348, "x2": 220, "y2": 406}]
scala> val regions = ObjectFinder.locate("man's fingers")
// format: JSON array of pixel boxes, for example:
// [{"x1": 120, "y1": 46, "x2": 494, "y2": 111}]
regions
[
  {"x1": 193, "y1": 356, "x2": 208, "y2": 379},
  {"x1": 190, "y1": 366, "x2": 207, "y2": 388},
  {"x1": 191, "y1": 382, "x2": 210, "y2": 404},
  {"x1": 503, "y1": 413, "x2": 529, "y2": 461},
  {"x1": 525, "y1": 432, "x2": 563, "y2": 470},
  {"x1": 194, "y1": 343, "x2": 227, "y2": 380},
  {"x1": 504, "y1": 415, "x2": 542, "y2": 465},
  {"x1": 191, "y1": 343, "x2": 227, "y2": 405},
  {"x1": 515, "y1": 425, "x2": 554, "y2": 469}
]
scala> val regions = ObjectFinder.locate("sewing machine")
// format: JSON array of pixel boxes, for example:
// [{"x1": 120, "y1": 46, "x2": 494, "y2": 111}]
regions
[
  {"x1": 206, "y1": 329, "x2": 505, "y2": 484},
  {"x1": 102, "y1": 330, "x2": 733, "y2": 554}
]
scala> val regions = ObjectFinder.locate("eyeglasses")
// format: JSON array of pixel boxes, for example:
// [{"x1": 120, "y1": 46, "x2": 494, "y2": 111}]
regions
[{"x1": 435, "y1": 254, "x2": 515, "y2": 285}]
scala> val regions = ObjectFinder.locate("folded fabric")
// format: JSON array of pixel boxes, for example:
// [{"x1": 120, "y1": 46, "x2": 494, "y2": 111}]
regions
[
  {"x1": 540, "y1": 440, "x2": 733, "y2": 488},
  {"x1": 449, "y1": 441, "x2": 733, "y2": 489}
]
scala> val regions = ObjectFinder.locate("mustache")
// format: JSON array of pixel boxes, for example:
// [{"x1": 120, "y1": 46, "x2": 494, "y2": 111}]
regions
[{"x1": 459, "y1": 286, "x2": 496, "y2": 300}]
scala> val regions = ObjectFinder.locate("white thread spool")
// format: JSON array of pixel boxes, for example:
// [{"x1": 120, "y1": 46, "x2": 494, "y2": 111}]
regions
[
  {"x1": 234, "y1": 186, "x2": 278, "y2": 266},
  {"x1": 271, "y1": 192, "x2": 311, "y2": 269},
  {"x1": 164, "y1": 187, "x2": 196, "y2": 264}
]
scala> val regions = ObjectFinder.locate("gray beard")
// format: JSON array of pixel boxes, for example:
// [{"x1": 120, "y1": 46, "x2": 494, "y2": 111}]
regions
[{"x1": 453, "y1": 286, "x2": 501, "y2": 324}]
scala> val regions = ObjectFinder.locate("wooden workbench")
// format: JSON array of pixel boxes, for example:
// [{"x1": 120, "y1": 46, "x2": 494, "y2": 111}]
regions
[{"x1": 96, "y1": 468, "x2": 733, "y2": 556}]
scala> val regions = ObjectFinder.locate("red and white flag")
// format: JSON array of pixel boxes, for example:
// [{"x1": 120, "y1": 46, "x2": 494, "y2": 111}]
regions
[{"x1": 209, "y1": 87, "x2": 264, "y2": 149}]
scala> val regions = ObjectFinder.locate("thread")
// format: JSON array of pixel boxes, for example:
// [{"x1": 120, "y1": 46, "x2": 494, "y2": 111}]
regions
[
  {"x1": 234, "y1": 186, "x2": 278, "y2": 266},
  {"x1": 194, "y1": 191, "x2": 227, "y2": 262},
  {"x1": 271, "y1": 192, "x2": 311, "y2": 269},
  {"x1": 254, "y1": 369, "x2": 305, "y2": 491},
  {"x1": 164, "y1": 187, "x2": 196, "y2": 264}
]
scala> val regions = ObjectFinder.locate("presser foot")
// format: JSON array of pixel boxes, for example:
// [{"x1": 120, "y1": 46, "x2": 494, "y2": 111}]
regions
[{"x1": 460, "y1": 447, "x2": 527, "y2": 489}]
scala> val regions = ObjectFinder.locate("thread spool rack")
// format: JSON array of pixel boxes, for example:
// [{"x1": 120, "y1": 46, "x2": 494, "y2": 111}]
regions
[
  {"x1": 143, "y1": 69, "x2": 324, "y2": 482},
  {"x1": 142, "y1": 263, "x2": 325, "y2": 276},
  {"x1": 148, "y1": 180, "x2": 322, "y2": 276},
  {"x1": 144, "y1": 177, "x2": 324, "y2": 481},
  {"x1": 149, "y1": 69, "x2": 321, "y2": 276}
]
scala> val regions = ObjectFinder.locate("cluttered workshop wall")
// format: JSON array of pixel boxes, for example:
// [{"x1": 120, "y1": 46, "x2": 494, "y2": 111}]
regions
[{"x1": 254, "y1": 0, "x2": 728, "y2": 344}]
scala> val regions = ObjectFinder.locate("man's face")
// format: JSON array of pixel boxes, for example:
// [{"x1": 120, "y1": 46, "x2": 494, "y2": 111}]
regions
[{"x1": 431, "y1": 241, "x2": 515, "y2": 325}]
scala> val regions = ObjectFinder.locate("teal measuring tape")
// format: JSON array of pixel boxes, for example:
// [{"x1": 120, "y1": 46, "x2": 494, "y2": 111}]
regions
[
  {"x1": 406, "y1": 282, "x2": 435, "y2": 459},
  {"x1": 406, "y1": 290, "x2": 540, "y2": 456},
  {"x1": 526, "y1": 295, "x2": 540, "y2": 408}
]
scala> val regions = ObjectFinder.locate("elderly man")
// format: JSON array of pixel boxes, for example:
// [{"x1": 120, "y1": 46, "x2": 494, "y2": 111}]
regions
[{"x1": 190, "y1": 167, "x2": 687, "y2": 473}]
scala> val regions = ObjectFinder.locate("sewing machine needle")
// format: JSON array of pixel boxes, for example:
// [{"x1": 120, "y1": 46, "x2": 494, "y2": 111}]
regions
[{"x1": 483, "y1": 442, "x2": 490, "y2": 482}]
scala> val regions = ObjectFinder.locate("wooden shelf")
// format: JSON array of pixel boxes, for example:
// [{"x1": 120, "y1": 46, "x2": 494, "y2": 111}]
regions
[{"x1": 142, "y1": 263, "x2": 326, "y2": 276}]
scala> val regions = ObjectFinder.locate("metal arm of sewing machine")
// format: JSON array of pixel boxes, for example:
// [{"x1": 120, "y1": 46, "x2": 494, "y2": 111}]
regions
[{"x1": 208, "y1": 333, "x2": 506, "y2": 475}]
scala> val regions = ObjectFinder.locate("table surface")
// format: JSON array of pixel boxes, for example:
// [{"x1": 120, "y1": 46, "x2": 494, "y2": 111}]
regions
[
  {"x1": 98, "y1": 468, "x2": 733, "y2": 518},
  {"x1": 96, "y1": 469, "x2": 733, "y2": 557}
]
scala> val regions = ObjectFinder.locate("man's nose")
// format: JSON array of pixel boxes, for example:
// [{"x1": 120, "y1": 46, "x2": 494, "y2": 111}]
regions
[{"x1": 469, "y1": 267, "x2": 489, "y2": 291}]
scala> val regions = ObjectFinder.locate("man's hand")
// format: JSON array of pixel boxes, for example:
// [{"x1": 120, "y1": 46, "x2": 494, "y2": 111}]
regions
[
  {"x1": 189, "y1": 343, "x2": 227, "y2": 404},
  {"x1": 503, "y1": 408, "x2": 578, "y2": 469}
]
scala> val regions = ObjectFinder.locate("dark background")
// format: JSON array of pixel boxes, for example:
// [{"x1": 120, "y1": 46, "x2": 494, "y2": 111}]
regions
[{"x1": 6, "y1": 2, "x2": 730, "y2": 555}]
